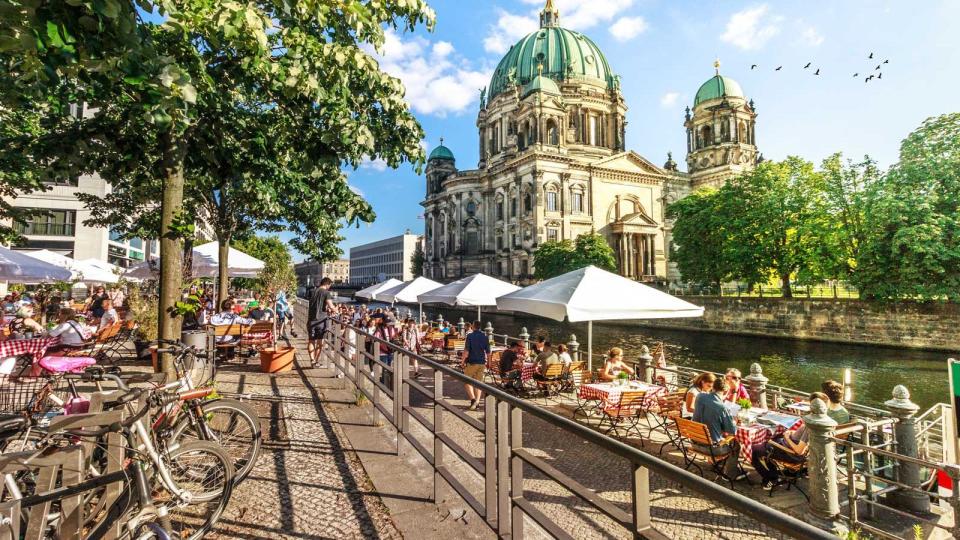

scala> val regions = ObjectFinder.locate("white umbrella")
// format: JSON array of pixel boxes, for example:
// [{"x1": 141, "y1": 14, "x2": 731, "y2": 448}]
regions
[
  {"x1": 124, "y1": 242, "x2": 265, "y2": 279},
  {"x1": 73, "y1": 258, "x2": 121, "y2": 284},
  {"x1": 0, "y1": 246, "x2": 73, "y2": 283},
  {"x1": 355, "y1": 278, "x2": 403, "y2": 300},
  {"x1": 417, "y1": 273, "x2": 520, "y2": 321},
  {"x1": 374, "y1": 276, "x2": 443, "y2": 321},
  {"x1": 496, "y1": 266, "x2": 704, "y2": 369}
]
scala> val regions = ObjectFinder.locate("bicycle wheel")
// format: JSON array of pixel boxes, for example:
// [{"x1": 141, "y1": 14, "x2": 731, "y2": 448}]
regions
[
  {"x1": 170, "y1": 398, "x2": 262, "y2": 483},
  {"x1": 155, "y1": 440, "x2": 234, "y2": 540}
]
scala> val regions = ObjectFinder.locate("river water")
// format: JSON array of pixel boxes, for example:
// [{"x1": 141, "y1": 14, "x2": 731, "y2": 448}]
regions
[{"x1": 419, "y1": 306, "x2": 951, "y2": 411}]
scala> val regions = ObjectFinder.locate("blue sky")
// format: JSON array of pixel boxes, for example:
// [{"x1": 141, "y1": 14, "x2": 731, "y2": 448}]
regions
[{"x1": 283, "y1": 0, "x2": 960, "y2": 261}]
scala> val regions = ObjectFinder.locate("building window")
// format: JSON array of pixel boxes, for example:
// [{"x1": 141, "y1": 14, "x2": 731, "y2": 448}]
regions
[
  {"x1": 129, "y1": 238, "x2": 144, "y2": 250},
  {"x1": 510, "y1": 197, "x2": 517, "y2": 217},
  {"x1": 496, "y1": 236, "x2": 503, "y2": 250},
  {"x1": 546, "y1": 191, "x2": 558, "y2": 212},
  {"x1": 523, "y1": 192, "x2": 532, "y2": 214},
  {"x1": 572, "y1": 192, "x2": 584, "y2": 213},
  {"x1": 547, "y1": 228, "x2": 559, "y2": 242},
  {"x1": 14, "y1": 209, "x2": 76, "y2": 237},
  {"x1": 496, "y1": 200, "x2": 504, "y2": 220}
]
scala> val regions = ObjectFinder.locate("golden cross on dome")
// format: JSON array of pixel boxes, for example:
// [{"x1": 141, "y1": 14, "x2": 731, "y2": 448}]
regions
[
  {"x1": 537, "y1": 63, "x2": 544, "y2": 76},
  {"x1": 439, "y1": 136, "x2": 444, "y2": 146},
  {"x1": 714, "y1": 57, "x2": 721, "y2": 74}
]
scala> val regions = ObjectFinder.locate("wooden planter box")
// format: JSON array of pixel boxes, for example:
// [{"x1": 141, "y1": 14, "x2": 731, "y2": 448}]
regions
[{"x1": 260, "y1": 347, "x2": 295, "y2": 373}]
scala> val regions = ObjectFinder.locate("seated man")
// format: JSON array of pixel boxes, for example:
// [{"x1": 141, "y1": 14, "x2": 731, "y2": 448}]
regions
[
  {"x1": 97, "y1": 299, "x2": 119, "y2": 330},
  {"x1": 534, "y1": 341, "x2": 560, "y2": 379},
  {"x1": 750, "y1": 392, "x2": 818, "y2": 489},
  {"x1": 692, "y1": 377, "x2": 742, "y2": 480},
  {"x1": 498, "y1": 341, "x2": 523, "y2": 390},
  {"x1": 210, "y1": 299, "x2": 255, "y2": 343}
]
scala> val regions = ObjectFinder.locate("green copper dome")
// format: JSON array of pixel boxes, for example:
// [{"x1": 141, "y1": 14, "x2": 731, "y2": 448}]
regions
[
  {"x1": 522, "y1": 74, "x2": 561, "y2": 97},
  {"x1": 488, "y1": 25, "x2": 617, "y2": 100},
  {"x1": 428, "y1": 144, "x2": 455, "y2": 163},
  {"x1": 694, "y1": 75, "x2": 744, "y2": 106}
]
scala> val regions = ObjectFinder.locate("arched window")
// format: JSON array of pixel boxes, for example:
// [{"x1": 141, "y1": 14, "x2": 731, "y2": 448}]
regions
[
  {"x1": 720, "y1": 121, "x2": 729, "y2": 142},
  {"x1": 546, "y1": 189, "x2": 558, "y2": 212},
  {"x1": 523, "y1": 192, "x2": 532, "y2": 214},
  {"x1": 547, "y1": 120, "x2": 559, "y2": 146},
  {"x1": 701, "y1": 125, "x2": 712, "y2": 146},
  {"x1": 495, "y1": 195, "x2": 505, "y2": 221}
]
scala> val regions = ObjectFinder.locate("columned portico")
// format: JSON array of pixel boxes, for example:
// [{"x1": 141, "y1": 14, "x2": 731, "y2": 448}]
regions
[{"x1": 611, "y1": 214, "x2": 658, "y2": 281}]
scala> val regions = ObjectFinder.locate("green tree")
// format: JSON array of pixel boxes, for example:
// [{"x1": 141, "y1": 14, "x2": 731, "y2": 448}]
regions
[
  {"x1": 410, "y1": 242, "x2": 425, "y2": 277},
  {"x1": 232, "y1": 235, "x2": 296, "y2": 296},
  {"x1": 533, "y1": 233, "x2": 616, "y2": 280},
  {"x1": 666, "y1": 188, "x2": 732, "y2": 289},
  {"x1": 855, "y1": 113, "x2": 960, "y2": 300}
]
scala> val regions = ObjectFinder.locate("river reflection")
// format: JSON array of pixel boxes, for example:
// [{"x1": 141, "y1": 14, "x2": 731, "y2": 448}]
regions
[{"x1": 421, "y1": 307, "x2": 952, "y2": 411}]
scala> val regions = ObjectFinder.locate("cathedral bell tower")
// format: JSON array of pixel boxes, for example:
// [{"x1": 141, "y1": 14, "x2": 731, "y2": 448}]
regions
[{"x1": 685, "y1": 59, "x2": 759, "y2": 189}]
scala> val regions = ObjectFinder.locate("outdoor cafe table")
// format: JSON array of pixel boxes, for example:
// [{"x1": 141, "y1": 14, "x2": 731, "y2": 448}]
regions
[
  {"x1": 578, "y1": 381, "x2": 665, "y2": 409},
  {"x1": 733, "y1": 412, "x2": 804, "y2": 462},
  {"x1": 0, "y1": 336, "x2": 61, "y2": 361}
]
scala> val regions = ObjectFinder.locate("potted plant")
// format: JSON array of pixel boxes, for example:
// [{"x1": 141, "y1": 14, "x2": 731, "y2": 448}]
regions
[
  {"x1": 617, "y1": 371, "x2": 629, "y2": 387},
  {"x1": 736, "y1": 398, "x2": 753, "y2": 424},
  {"x1": 260, "y1": 345, "x2": 295, "y2": 373}
]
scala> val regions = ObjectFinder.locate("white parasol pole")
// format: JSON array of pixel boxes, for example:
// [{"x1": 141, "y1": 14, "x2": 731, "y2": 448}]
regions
[
  {"x1": 587, "y1": 321, "x2": 593, "y2": 371},
  {"x1": 477, "y1": 305, "x2": 481, "y2": 322}
]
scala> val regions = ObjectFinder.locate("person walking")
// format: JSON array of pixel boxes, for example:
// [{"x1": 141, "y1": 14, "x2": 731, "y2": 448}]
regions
[
  {"x1": 462, "y1": 321, "x2": 490, "y2": 411},
  {"x1": 307, "y1": 278, "x2": 335, "y2": 368}
]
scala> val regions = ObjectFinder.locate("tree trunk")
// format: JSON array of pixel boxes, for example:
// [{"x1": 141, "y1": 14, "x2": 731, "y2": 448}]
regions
[
  {"x1": 158, "y1": 130, "x2": 186, "y2": 375},
  {"x1": 781, "y1": 273, "x2": 793, "y2": 298},
  {"x1": 218, "y1": 235, "x2": 230, "y2": 309}
]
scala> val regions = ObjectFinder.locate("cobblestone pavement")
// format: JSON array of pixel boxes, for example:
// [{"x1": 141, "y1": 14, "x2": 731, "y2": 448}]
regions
[{"x1": 205, "y1": 339, "x2": 403, "y2": 540}]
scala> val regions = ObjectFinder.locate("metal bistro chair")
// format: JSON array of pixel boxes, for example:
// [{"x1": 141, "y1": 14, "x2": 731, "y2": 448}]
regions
[
  {"x1": 560, "y1": 361, "x2": 585, "y2": 394},
  {"x1": 597, "y1": 390, "x2": 648, "y2": 442},
  {"x1": 675, "y1": 417, "x2": 741, "y2": 489},
  {"x1": 571, "y1": 370, "x2": 601, "y2": 419},
  {"x1": 535, "y1": 363, "x2": 565, "y2": 404},
  {"x1": 646, "y1": 390, "x2": 687, "y2": 455},
  {"x1": 767, "y1": 440, "x2": 810, "y2": 500}
]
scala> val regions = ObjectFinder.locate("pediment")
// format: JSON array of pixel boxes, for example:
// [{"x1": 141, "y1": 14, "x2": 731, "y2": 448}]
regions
[
  {"x1": 593, "y1": 151, "x2": 665, "y2": 176},
  {"x1": 618, "y1": 211, "x2": 658, "y2": 227}
]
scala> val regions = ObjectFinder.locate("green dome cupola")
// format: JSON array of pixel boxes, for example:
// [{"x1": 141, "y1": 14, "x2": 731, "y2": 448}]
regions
[
  {"x1": 694, "y1": 59, "x2": 745, "y2": 107},
  {"x1": 428, "y1": 138, "x2": 455, "y2": 163},
  {"x1": 487, "y1": 0, "x2": 617, "y2": 101}
]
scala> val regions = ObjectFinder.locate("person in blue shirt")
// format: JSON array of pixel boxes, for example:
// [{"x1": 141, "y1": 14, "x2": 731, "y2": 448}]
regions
[
  {"x1": 462, "y1": 321, "x2": 490, "y2": 411},
  {"x1": 692, "y1": 377, "x2": 742, "y2": 481}
]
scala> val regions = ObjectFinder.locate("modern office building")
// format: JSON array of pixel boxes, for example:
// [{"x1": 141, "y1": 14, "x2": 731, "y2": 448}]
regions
[
  {"x1": 349, "y1": 232, "x2": 421, "y2": 286},
  {"x1": 295, "y1": 258, "x2": 350, "y2": 290}
]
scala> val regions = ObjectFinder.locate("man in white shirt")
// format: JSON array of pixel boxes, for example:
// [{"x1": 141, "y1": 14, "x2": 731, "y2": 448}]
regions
[
  {"x1": 48, "y1": 308, "x2": 90, "y2": 348},
  {"x1": 210, "y1": 299, "x2": 255, "y2": 343}
]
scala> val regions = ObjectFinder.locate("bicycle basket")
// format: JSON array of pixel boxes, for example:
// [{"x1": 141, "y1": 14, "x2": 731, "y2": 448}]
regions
[{"x1": 0, "y1": 375, "x2": 51, "y2": 415}]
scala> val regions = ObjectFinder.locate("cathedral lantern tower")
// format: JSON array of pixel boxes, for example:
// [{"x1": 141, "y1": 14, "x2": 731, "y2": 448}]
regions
[{"x1": 685, "y1": 60, "x2": 759, "y2": 189}]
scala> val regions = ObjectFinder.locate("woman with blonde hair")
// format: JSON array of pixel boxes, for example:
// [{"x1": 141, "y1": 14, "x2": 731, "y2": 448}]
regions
[{"x1": 600, "y1": 347, "x2": 635, "y2": 381}]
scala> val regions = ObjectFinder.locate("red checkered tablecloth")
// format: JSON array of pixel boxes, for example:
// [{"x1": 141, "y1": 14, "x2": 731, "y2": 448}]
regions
[
  {"x1": 578, "y1": 382, "x2": 665, "y2": 409},
  {"x1": 734, "y1": 419, "x2": 804, "y2": 462},
  {"x1": 0, "y1": 337, "x2": 61, "y2": 361},
  {"x1": 519, "y1": 362, "x2": 536, "y2": 381}
]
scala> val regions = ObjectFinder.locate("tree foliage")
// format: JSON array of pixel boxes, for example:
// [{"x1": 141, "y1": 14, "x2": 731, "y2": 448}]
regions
[
  {"x1": 533, "y1": 233, "x2": 617, "y2": 280},
  {"x1": 410, "y1": 242, "x2": 425, "y2": 277},
  {"x1": 854, "y1": 113, "x2": 960, "y2": 300},
  {"x1": 666, "y1": 188, "x2": 731, "y2": 288},
  {"x1": 231, "y1": 235, "x2": 296, "y2": 296}
]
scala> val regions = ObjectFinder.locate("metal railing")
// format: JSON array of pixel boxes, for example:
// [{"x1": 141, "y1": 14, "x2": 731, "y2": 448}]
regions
[
  {"x1": 298, "y1": 309, "x2": 834, "y2": 540},
  {"x1": 830, "y1": 422, "x2": 960, "y2": 540}
]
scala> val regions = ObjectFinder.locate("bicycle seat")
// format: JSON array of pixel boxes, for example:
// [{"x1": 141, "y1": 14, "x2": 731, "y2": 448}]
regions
[
  {"x1": 0, "y1": 413, "x2": 27, "y2": 435},
  {"x1": 40, "y1": 356, "x2": 97, "y2": 374}
]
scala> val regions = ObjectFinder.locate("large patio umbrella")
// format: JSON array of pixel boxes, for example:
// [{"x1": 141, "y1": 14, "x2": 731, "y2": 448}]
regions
[
  {"x1": 125, "y1": 242, "x2": 265, "y2": 279},
  {"x1": 496, "y1": 266, "x2": 704, "y2": 369},
  {"x1": 373, "y1": 276, "x2": 443, "y2": 321},
  {"x1": 0, "y1": 246, "x2": 73, "y2": 283},
  {"x1": 73, "y1": 258, "x2": 121, "y2": 284},
  {"x1": 417, "y1": 273, "x2": 520, "y2": 321},
  {"x1": 355, "y1": 278, "x2": 403, "y2": 300}
]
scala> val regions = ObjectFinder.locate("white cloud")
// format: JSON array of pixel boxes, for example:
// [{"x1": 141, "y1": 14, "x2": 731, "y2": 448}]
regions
[
  {"x1": 360, "y1": 158, "x2": 388, "y2": 172},
  {"x1": 721, "y1": 5, "x2": 782, "y2": 51},
  {"x1": 660, "y1": 91, "x2": 680, "y2": 108},
  {"x1": 371, "y1": 29, "x2": 492, "y2": 117},
  {"x1": 485, "y1": 0, "x2": 637, "y2": 53},
  {"x1": 348, "y1": 184, "x2": 365, "y2": 197},
  {"x1": 610, "y1": 16, "x2": 648, "y2": 42},
  {"x1": 801, "y1": 26, "x2": 824, "y2": 47}
]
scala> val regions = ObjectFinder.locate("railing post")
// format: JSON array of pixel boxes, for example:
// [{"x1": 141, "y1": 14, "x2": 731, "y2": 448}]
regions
[
  {"x1": 354, "y1": 332, "x2": 364, "y2": 388},
  {"x1": 745, "y1": 363, "x2": 769, "y2": 409},
  {"x1": 484, "y1": 322, "x2": 494, "y2": 341},
  {"x1": 804, "y1": 398, "x2": 843, "y2": 533},
  {"x1": 457, "y1": 317, "x2": 466, "y2": 335},
  {"x1": 436, "y1": 314, "x2": 444, "y2": 330},
  {"x1": 519, "y1": 327, "x2": 530, "y2": 351},
  {"x1": 631, "y1": 461, "x2": 651, "y2": 538},
  {"x1": 372, "y1": 343, "x2": 381, "y2": 427},
  {"x1": 484, "y1": 395, "x2": 497, "y2": 528},
  {"x1": 394, "y1": 352, "x2": 406, "y2": 455},
  {"x1": 567, "y1": 334, "x2": 580, "y2": 362},
  {"x1": 510, "y1": 406, "x2": 524, "y2": 540},
  {"x1": 884, "y1": 385, "x2": 930, "y2": 513},
  {"x1": 496, "y1": 401, "x2": 511, "y2": 537},
  {"x1": 637, "y1": 345, "x2": 653, "y2": 384},
  {"x1": 433, "y1": 370, "x2": 444, "y2": 502}
]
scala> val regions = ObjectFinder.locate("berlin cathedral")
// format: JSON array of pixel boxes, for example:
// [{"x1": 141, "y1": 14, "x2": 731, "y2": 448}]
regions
[{"x1": 421, "y1": 0, "x2": 760, "y2": 284}]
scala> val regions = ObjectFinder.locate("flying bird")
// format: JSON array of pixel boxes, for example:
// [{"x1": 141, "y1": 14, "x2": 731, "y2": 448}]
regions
[
  {"x1": 877, "y1": 72, "x2": 882, "y2": 79},
  {"x1": 883, "y1": 59, "x2": 889, "y2": 64},
  {"x1": 775, "y1": 65, "x2": 782, "y2": 71},
  {"x1": 852, "y1": 73, "x2": 859, "y2": 77},
  {"x1": 865, "y1": 75, "x2": 875, "y2": 82},
  {"x1": 751, "y1": 64, "x2": 758, "y2": 70},
  {"x1": 814, "y1": 68, "x2": 820, "y2": 75},
  {"x1": 868, "y1": 52, "x2": 874, "y2": 59},
  {"x1": 875, "y1": 64, "x2": 881, "y2": 70},
  {"x1": 804, "y1": 62, "x2": 811, "y2": 69}
]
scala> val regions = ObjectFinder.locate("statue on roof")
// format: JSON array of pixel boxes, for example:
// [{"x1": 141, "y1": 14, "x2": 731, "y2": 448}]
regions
[{"x1": 479, "y1": 87, "x2": 486, "y2": 108}]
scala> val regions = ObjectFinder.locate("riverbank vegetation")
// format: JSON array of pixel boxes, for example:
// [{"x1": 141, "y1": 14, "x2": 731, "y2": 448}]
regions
[{"x1": 669, "y1": 112, "x2": 960, "y2": 301}]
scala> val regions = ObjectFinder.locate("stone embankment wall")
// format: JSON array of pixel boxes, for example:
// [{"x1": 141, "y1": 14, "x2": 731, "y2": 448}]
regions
[{"x1": 636, "y1": 297, "x2": 960, "y2": 352}]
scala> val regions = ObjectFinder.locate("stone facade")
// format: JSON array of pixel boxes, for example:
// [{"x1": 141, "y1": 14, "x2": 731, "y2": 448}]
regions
[
  {"x1": 637, "y1": 297, "x2": 960, "y2": 351},
  {"x1": 421, "y1": 3, "x2": 758, "y2": 285}
]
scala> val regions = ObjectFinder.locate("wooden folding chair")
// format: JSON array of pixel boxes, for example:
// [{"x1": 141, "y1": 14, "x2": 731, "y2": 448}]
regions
[
  {"x1": 534, "y1": 363, "x2": 565, "y2": 404},
  {"x1": 571, "y1": 369, "x2": 600, "y2": 419},
  {"x1": 212, "y1": 323, "x2": 246, "y2": 361},
  {"x1": 675, "y1": 417, "x2": 741, "y2": 489},
  {"x1": 446, "y1": 338, "x2": 465, "y2": 364},
  {"x1": 768, "y1": 440, "x2": 810, "y2": 500},
  {"x1": 560, "y1": 361, "x2": 585, "y2": 394},
  {"x1": 597, "y1": 390, "x2": 648, "y2": 441},
  {"x1": 646, "y1": 390, "x2": 686, "y2": 454}
]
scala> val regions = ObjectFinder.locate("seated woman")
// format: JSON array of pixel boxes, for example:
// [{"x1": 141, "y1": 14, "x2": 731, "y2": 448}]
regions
[
  {"x1": 683, "y1": 372, "x2": 716, "y2": 418},
  {"x1": 821, "y1": 380, "x2": 851, "y2": 424},
  {"x1": 723, "y1": 368, "x2": 750, "y2": 402},
  {"x1": 97, "y1": 299, "x2": 120, "y2": 330},
  {"x1": 47, "y1": 308, "x2": 91, "y2": 352},
  {"x1": 557, "y1": 344, "x2": 572, "y2": 365},
  {"x1": 9, "y1": 305, "x2": 45, "y2": 338},
  {"x1": 599, "y1": 348, "x2": 635, "y2": 382},
  {"x1": 750, "y1": 392, "x2": 822, "y2": 489}
]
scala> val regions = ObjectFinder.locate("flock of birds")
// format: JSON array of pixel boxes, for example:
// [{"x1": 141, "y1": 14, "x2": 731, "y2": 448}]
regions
[{"x1": 749, "y1": 52, "x2": 890, "y2": 83}]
